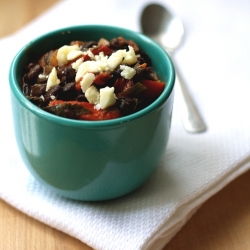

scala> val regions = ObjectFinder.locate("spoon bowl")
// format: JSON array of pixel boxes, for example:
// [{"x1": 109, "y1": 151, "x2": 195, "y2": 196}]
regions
[
  {"x1": 141, "y1": 4, "x2": 184, "y2": 53},
  {"x1": 141, "y1": 3, "x2": 206, "y2": 133}
]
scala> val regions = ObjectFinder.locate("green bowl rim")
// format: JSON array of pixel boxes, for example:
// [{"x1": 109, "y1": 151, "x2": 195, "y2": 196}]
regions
[{"x1": 9, "y1": 25, "x2": 175, "y2": 128}]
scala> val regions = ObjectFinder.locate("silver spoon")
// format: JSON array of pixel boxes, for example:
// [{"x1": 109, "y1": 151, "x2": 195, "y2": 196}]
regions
[{"x1": 140, "y1": 3, "x2": 207, "y2": 133}]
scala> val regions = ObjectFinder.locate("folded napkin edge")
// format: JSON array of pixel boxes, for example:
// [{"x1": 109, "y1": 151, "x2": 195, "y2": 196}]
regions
[{"x1": 143, "y1": 156, "x2": 250, "y2": 250}]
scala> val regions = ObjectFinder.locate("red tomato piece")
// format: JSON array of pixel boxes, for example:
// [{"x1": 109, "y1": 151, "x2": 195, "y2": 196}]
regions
[
  {"x1": 75, "y1": 82, "x2": 81, "y2": 92},
  {"x1": 141, "y1": 79, "x2": 165, "y2": 99},
  {"x1": 49, "y1": 99, "x2": 66, "y2": 106},
  {"x1": 82, "y1": 108, "x2": 120, "y2": 121},
  {"x1": 94, "y1": 72, "x2": 112, "y2": 85},
  {"x1": 114, "y1": 78, "x2": 126, "y2": 93},
  {"x1": 49, "y1": 100, "x2": 120, "y2": 121},
  {"x1": 83, "y1": 54, "x2": 91, "y2": 61},
  {"x1": 91, "y1": 45, "x2": 112, "y2": 56},
  {"x1": 114, "y1": 78, "x2": 133, "y2": 94}
]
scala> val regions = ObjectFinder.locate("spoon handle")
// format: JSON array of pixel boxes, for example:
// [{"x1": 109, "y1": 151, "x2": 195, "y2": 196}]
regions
[{"x1": 174, "y1": 62, "x2": 207, "y2": 133}]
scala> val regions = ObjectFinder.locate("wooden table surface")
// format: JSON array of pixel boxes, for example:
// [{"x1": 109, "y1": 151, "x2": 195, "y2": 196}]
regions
[{"x1": 1, "y1": 1, "x2": 250, "y2": 249}]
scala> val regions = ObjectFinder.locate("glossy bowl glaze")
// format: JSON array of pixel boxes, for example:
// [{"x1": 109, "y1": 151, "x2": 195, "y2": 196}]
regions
[{"x1": 9, "y1": 25, "x2": 175, "y2": 201}]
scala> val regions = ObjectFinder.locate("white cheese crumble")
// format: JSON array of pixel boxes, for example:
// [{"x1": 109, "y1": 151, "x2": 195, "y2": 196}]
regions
[
  {"x1": 85, "y1": 85, "x2": 100, "y2": 105},
  {"x1": 120, "y1": 65, "x2": 136, "y2": 79},
  {"x1": 46, "y1": 67, "x2": 60, "y2": 91},
  {"x1": 67, "y1": 50, "x2": 84, "y2": 61},
  {"x1": 75, "y1": 46, "x2": 137, "y2": 81},
  {"x1": 99, "y1": 87, "x2": 116, "y2": 109},
  {"x1": 32, "y1": 41, "x2": 144, "y2": 113},
  {"x1": 72, "y1": 58, "x2": 83, "y2": 71},
  {"x1": 69, "y1": 45, "x2": 137, "y2": 110},
  {"x1": 123, "y1": 45, "x2": 137, "y2": 65},
  {"x1": 40, "y1": 95, "x2": 45, "y2": 101},
  {"x1": 95, "y1": 104, "x2": 101, "y2": 110},
  {"x1": 87, "y1": 50, "x2": 95, "y2": 59},
  {"x1": 107, "y1": 49, "x2": 126, "y2": 70},
  {"x1": 38, "y1": 74, "x2": 47, "y2": 79},
  {"x1": 80, "y1": 73, "x2": 95, "y2": 93},
  {"x1": 106, "y1": 46, "x2": 137, "y2": 69},
  {"x1": 57, "y1": 45, "x2": 80, "y2": 66},
  {"x1": 76, "y1": 61, "x2": 102, "y2": 82},
  {"x1": 94, "y1": 52, "x2": 107, "y2": 62}
]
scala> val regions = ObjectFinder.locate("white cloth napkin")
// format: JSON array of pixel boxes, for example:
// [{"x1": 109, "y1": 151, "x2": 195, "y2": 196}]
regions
[{"x1": 1, "y1": 0, "x2": 250, "y2": 249}]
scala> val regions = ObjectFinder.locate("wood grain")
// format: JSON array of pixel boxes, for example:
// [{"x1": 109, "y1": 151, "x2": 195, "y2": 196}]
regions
[
  {"x1": 1, "y1": 0, "x2": 250, "y2": 249},
  {"x1": 166, "y1": 169, "x2": 250, "y2": 250}
]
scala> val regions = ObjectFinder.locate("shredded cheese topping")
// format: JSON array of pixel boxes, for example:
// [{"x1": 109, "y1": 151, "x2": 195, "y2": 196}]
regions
[{"x1": 48, "y1": 44, "x2": 138, "y2": 109}]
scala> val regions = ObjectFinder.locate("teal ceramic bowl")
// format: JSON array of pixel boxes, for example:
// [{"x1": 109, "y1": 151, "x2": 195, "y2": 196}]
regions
[{"x1": 9, "y1": 25, "x2": 175, "y2": 201}]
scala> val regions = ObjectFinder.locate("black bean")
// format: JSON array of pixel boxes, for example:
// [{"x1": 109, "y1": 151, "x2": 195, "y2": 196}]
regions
[
  {"x1": 25, "y1": 63, "x2": 35, "y2": 72},
  {"x1": 27, "y1": 96, "x2": 44, "y2": 107},
  {"x1": 109, "y1": 37, "x2": 128, "y2": 50},
  {"x1": 62, "y1": 82, "x2": 75, "y2": 92},
  {"x1": 137, "y1": 51, "x2": 152, "y2": 66},
  {"x1": 44, "y1": 85, "x2": 62, "y2": 103},
  {"x1": 76, "y1": 95, "x2": 87, "y2": 102},
  {"x1": 146, "y1": 67, "x2": 159, "y2": 81},
  {"x1": 116, "y1": 97, "x2": 138, "y2": 116},
  {"x1": 24, "y1": 64, "x2": 43, "y2": 84},
  {"x1": 30, "y1": 84, "x2": 46, "y2": 97},
  {"x1": 59, "y1": 82, "x2": 77, "y2": 100},
  {"x1": 133, "y1": 63, "x2": 147, "y2": 82},
  {"x1": 23, "y1": 83, "x2": 31, "y2": 95},
  {"x1": 57, "y1": 67, "x2": 76, "y2": 84},
  {"x1": 112, "y1": 67, "x2": 122, "y2": 77},
  {"x1": 83, "y1": 41, "x2": 98, "y2": 49}
]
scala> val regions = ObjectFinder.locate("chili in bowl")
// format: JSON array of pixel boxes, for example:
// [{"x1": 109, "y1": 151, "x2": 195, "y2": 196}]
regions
[{"x1": 9, "y1": 25, "x2": 175, "y2": 201}]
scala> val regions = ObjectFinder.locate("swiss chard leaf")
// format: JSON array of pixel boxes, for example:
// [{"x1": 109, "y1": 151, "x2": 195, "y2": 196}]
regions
[{"x1": 43, "y1": 103, "x2": 91, "y2": 118}]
